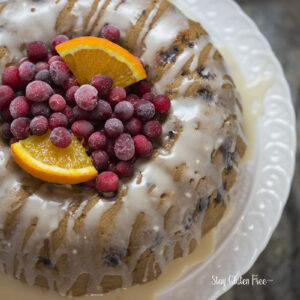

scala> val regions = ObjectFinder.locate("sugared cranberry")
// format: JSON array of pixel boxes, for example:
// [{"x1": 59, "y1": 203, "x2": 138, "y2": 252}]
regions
[
  {"x1": 49, "y1": 112, "x2": 68, "y2": 129},
  {"x1": 2, "y1": 66, "x2": 20, "y2": 90},
  {"x1": 143, "y1": 120, "x2": 162, "y2": 139},
  {"x1": 50, "y1": 127, "x2": 72, "y2": 148},
  {"x1": 153, "y1": 95, "x2": 171, "y2": 113},
  {"x1": 0, "y1": 85, "x2": 14, "y2": 109},
  {"x1": 90, "y1": 100, "x2": 112, "y2": 120},
  {"x1": 62, "y1": 76, "x2": 78, "y2": 91},
  {"x1": 49, "y1": 94, "x2": 66, "y2": 112},
  {"x1": 71, "y1": 120, "x2": 94, "y2": 139},
  {"x1": 31, "y1": 102, "x2": 51, "y2": 117},
  {"x1": 107, "y1": 86, "x2": 126, "y2": 106},
  {"x1": 142, "y1": 92, "x2": 154, "y2": 102},
  {"x1": 9, "y1": 137, "x2": 19, "y2": 145},
  {"x1": 26, "y1": 41, "x2": 48, "y2": 61},
  {"x1": 50, "y1": 61, "x2": 70, "y2": 85},
  {"x1": 62, "y1": 105, "x2": 74, "y2": 123},
  {"x1": 134, "y1": 81, "x2": 151, "y2": 97},
  {"x1": 96, "y1": 171, "x2": 119, "y2": 193},
  {"x1": 125, "y1": 117, "x2": 142, "y2": 136},
  {"x1": 1, "y1": 122, "x2": 13, "y2": 139},
  {"x1": 19, "y1": 62, "x2": 36, "y2": 82},
  {"x1": 82, "y1": 178, "x2": 96, "y2": 188},
  {"x1": 75, "y1": 84, "x2": 98, "y2": 111},
  {"x1": 35, "y1": 62, "x2": 49, "y2": 72},
  {"x1": 106, "y1": 139, "x2": 116, "y2": 158},
  {"x1": 26, "y1": 80, "x2": 53, "y2": 102},
  {"x1": 126, "y1": 94, "x2": 139, "y2": 106},
  {"x1": 35, "y1": 70, "x2": 51, "y2": 84},
  {"x1": 65, "y1": 86, "x2": 79, "y2": 106},
  {"x1": 9, "y1": 96, "x2": 30, "y2": 118},
  {"x1": 91, "y1": 150, "x2": 109, "y2": 171},
  {"x1": 91, "y1": 75, "x2": 113, "y2": 95},
  {"x1": 48, "y1": 55, "x2": 63, "y2": 65},
  {"x1": 1, "y1": 107, "x2": 13, "y2": 121},
  {"x1": 114, "y1": 133, "x2": 135, "y2": 161},
  {"x1": 101, "y1": 25, "x2": 120, "y2": 43},
  {"x1": 135, "y1": 100, "x2": 155, "y2": 121},
  {"x1": 116, "y1": 161, "x2": 134, "y2": 177},
  {"x1": 72, "y1": 105, "x2": 90, "y2": 120},
  {"x1": 88, "y1": 132, "x2": 106, "y2": 150},
  {"x1": 51, "y1": 35, "x2": 69, "y2": 53},
  {"x1": 104, "y1": 118, "x2": 124, "y2": 138},
  {"x1": 30, "y1": 116, "x2": 49, "y2": 136},
  {"x1": 133, "y1": 135, "x2": 153, "y2": 157},
  {"x1": 10, "y1": 117, "x2": 30, "y2": 139},
  {"x1": 114, "y1": 101, "x2": 134, "y2": 121}
]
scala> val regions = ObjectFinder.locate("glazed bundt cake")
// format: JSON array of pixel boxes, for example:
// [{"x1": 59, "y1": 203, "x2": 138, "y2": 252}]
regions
[{"x1": 0, "y1": 0, "x2": 246, "y2": 296}]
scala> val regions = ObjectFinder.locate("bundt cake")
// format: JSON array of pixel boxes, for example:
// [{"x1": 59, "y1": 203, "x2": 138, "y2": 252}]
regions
[{"x1": 0, "y1": 0, "x2": 247, "y2": 296}]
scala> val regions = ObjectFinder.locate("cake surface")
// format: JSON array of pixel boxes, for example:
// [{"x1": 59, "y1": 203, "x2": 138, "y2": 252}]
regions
[{"x1": 0, "y1": 0, "x2": 246, "y2": 296}]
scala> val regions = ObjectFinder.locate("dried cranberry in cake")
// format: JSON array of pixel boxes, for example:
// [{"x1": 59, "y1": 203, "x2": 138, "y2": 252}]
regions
[
  {"x1": 50, "y1": 61, "x2": 70, "y2": 85},
  {"x1": 35, "y1": 70, "x2": 51, "y2": 84},
  {"x1": 107, "y1": 86, "x2": 126, "y2": 106},
  {"x1": 91, "y1": 150, "x2": 109, "y2": 171},
  {"x1": 1, "y1": 107, "x2": 13, "y2": 122},
  {"x1": 143, "y1": 120, "x2": 162, "y2": 139},
  {"x1": 9, "y1": 96, "x2": 30, "y2": 118},
  {"x1": 134, "y1": 81, "x2": 151, "y2": 97},
  {"x1": 72, "y1": 105, "x2": 90, "y2": 121},
  {"x1": 142, "y1": 92, "x2": 154, "y2": 102},
  {"x1": 48, "y1": 55, "x2": 64, "y2": 65},
  {"x1": 106, "y1": 139, "x2": 116, "y2": 158},
  {"x1": 50, "y1": 127, "x2": 72, "y2": 148},
  {"x1": 35, "y1": 62, "x2": 49, "y2": 72},
  {"x1": 135, "y1": 100, "x2": 155, "y2": 121},
  {"x1": 96, "y1": 171, "x2": 119, "y2": 193},
  {"x1": 26, "y1": 80, "x2": 53, "y2": 102},
  {"x1": 0, "y1": 85, "x2": 14, "y2": 109},
  {"x1": 116, "y1": 161, "x2": 134, "y2": 177},
  {"x1": 49, "y1": 94, "x2": 66, "y2": 112},
  {"x1": 100, "y1": 25, "x2": 120, "y2": 43},
  {"x1": 19, "y1": 62, "x2": 36, "y2": 82},
  {"x1": 88, "y1": 132, "x2": 106, "y2": 150},
  {"x1": 63, "y1": 76, "x2": 79, "y2": 91},
  {"x1": 90, "y1": 100, "x2": 112, "y2": 121},
  {"x1": 114, "y1": 133, "x2": 135, "y2": 161},
  {"x1": 65, "y1": 86, "x2": 79, "y2": 106},
  {"x1": 133, "y1": 135, "x2": 153, "y2": 157},
  {"x1": 49, "y1": 112, "x2": 68, "y2": 129},
  {"x1": 114, "y1": 101, "x2": 134, "y2": 121},
  {"x1": 30, "y1": 116, "x2": 49, "y2": 136},
  {"x1": 62, "y1": 105, "x2": 74, "y2": 124},
  {"x1": 153, "y1": 95, "x2": 171, "y2": 113},
  {"x1": 2, "y1": 66, "x2": 20, "y2": 90},
  {"x1": 10, "y1": 117, "x2": 30, "y2": 140},
  {"x1": 51, "y1": 35, "x2": 69, "y2": 53},
  {"x1": 26, "y1": 41, "x2": 48, "y2": 62},
  {"x1": 75, "y1": 84, "x2": 98, "y2": 111},
  {"x1": 104, "y1": 118, "x2": 124, "y2": 138},
  {"x1": 1, "y1": 122, "x2": 13, "y2": 139},
  {"x1": 125, "y1": 117, "x2": 142, "y2": 136},
  {"x1": 71, "y1": 120, "x2": 94, "y2": 140},
  {"x1": 92, "y1": 75, "x2": 113, "y2": 95},
  {"x1": 31, "y1": 102, "x2": 51, "y2": 118}
]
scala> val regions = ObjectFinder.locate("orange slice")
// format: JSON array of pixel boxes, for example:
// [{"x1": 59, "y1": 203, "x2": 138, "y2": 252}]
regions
[
  {"x1": 11, "y1": 132, "x2": 97, "y2": 184},
  {"x1": 56, "y1": 36, "x2": 147, "y2": 87}
]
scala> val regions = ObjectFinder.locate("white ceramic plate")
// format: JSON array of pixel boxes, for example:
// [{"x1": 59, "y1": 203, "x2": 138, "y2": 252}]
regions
[{"x1": 158, "y1": 0, "x2": 297, "y2": 299}]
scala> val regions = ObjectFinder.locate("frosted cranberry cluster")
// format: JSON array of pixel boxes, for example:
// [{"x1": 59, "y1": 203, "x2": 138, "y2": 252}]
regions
[{"x1": 0, "y1": 26, "x2": 171, "y2": 194}]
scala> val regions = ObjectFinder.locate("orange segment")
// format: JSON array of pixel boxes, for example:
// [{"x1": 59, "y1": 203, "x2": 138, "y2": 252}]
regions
[
  {"x1": 11, "y1": 132, "x2": 97, "y2": 184},
  {"x1": 56, "y1": 36, "x2": 147, "y2": 87}
]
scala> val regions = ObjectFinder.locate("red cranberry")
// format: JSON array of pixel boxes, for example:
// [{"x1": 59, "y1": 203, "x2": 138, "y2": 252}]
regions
[
  {"x1": 50, "y1": 127, "x2": 72, "y2": 148},
  {"x1": 19, "y1": 62, "x2": 36, "y2": 82},
  {"x1": 1, "y1": 122, "x2": 13, "y2": 139},
  {"x1": 104, "y1": 118, "x2": 124, "y2": 138},
  {"x1": 35, "y1": 61, "x2": 49, "y2": 72},
  {"x1": 100, "y1": 25, "x2": 120, "y2": 43},
  {"x1": 82, "y1": 178, "x2": 96, "y2": 188},
  {"x1": 125, "y1": 117, "x2": 142, "y2": 136},
  {"x1": 90, "y1": 100, "x2": 112, "y2": 120},
  {"x1": 71, "y1": 120, "x2": 94, "y2": 139},
  {"x1": 9, "y1": 96, "x2": 30, "y2": 118},
  {"x1": 62, "y1": 76, "x2": 78, "y2": 91},
  {"x1": 143, "y1": 120, "x2": 162, "y2": 139},
  {"x1": 88, "y1": 132, "x2": 106, "y2": 150},
  {"x1": 134, "y1": 81, "x2": 151, "y2": 97},
  {"x1": 65, "y1": 86, "x2": 79, "y2": 106},
  {"x1": 26, "y1": 80, "x2": 53, "y2": 102},
  {"x1": 114, "y1": 101, "x2": 134, "y2": 121},
  {"x1": 35, "y1": 70, "x2": 51, "y2": 84},
  {"x1": 48, "y1": 55, "x2": 63, "y2": 65},
  {"x1": 49, "y1": 112, "x2": 68, "y2": 129},
  {"x1": 26, "y1": 41, "x2": 48, "y2": 62},
  {"x1": 72, "y1": 105, "x2": 90, "y2": 120},
  {"x1": 153, "y1": 95, "x2": 171, "y2": 113},
  {"x1": 2, "y1": 66, "x2": 20, "y2": 90},
  {"x1": 91, "y1": 150, "x2": 109, "y2": 171},
  {"x1": 49, "y1": 94, "x2": 66, "y2": 111},
  {"x1": 142, "y1": 92, "x2": 154, "y2": 102},
  {"x1": 133, "y1": 135, "x2": 153, "y2": 157},
  {"x1": 0, "y1": 85, "x2": 14, "y2": 109},
  {"x1": 116, "y1": 161, "x2": 134, "y2": 177},
  {"x1": 106, "y1": 139, "x2": 116, "y2": 158},
  {"x1": 31, "y1": 102, "x2": 51, "y2": 117},
  {"x1": 107, "y1": 86, "x2": 126, "y2": 106},
  {"x1": 51, "y1": 35, "x2": 69, "y2": 53},
  {"x1": 30, "y1": 116, "x2": 49, "y2": 136},
  {"x1": 135, "y1": 100, "x2": 155, "y2": 121},
  {"x1": 10, "y1": 117, "x2": 30, "y2": 139},
  {"x1": 62, "y1": 105, "x2": 74, "y2": 123},
  {"x1": 75, "y1": 84, "x2": 98, "y2": 111},
  {"x1": 92, "y1": 75, "x2": 113, "y2": 95},
  {"x1": 50, "y1": 61, "x2": 70, "y2": 85},
  {"x1": 126, "y1": 94, "x2": 139, "y2": 106},
  {"x1": 114, "y1": 133, "x2": 135, "y2": 161},
  {"x1": 1, "y1": 107, "x2": 13, "y2": 122},
  {"x1": 96, "y1": 171, "x2": 119, "y2": 193}
]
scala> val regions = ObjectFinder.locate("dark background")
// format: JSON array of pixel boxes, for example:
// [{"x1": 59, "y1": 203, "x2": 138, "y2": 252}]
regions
[{"x1": 220, "y1": 1, "x2": 300, "y2": 299}]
